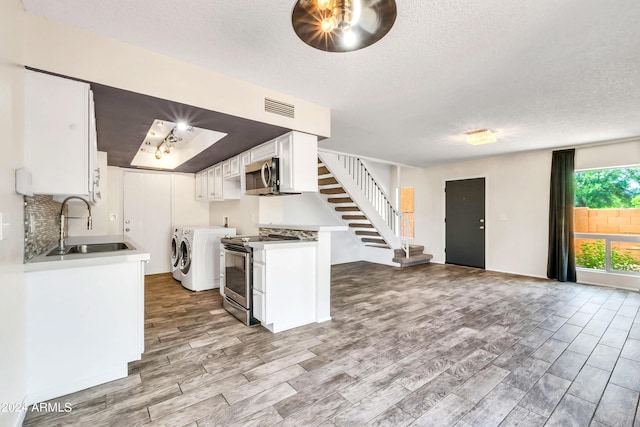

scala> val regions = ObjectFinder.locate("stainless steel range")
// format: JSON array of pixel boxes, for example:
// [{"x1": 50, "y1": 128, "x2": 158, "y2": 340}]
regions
[{"x1": 220, "y1": 234, "x2": 300, "y2": 326}]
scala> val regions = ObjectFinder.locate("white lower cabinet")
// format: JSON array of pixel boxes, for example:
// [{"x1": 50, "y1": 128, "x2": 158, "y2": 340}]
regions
[
  {"x1": 253, "y1": 290, "x2": 265, "y2": 322},
  {"x1": 26, "y1": 259, "x2": 146, "y2": 404},
  {"x1": 253, "y1": 261, "x2": 265, "y2": 291},
  {"x1": 252, "y1": 258, "x2": 266, "y2": 322},
  {"x1": 251, "y1": 244, "x2": 317, "y2": 333}
]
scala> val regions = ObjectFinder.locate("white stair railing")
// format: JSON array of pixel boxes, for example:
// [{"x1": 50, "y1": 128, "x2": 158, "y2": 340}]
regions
[{"x1": 321, "y1": 152, "x2": 410, "y2": 257}]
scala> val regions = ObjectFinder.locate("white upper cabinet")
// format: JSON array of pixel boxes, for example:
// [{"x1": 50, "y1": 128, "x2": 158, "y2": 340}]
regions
[
  {"x1": 195, "y1": 171, "x2": 207, "y2": 201},
  {"x1": 278, "y1": 132, "x2": 318, "y2": 193},
  {"x1": 206, "y1": 164, "x2": 223, "y2": 201},
  {"x1": 207, "y1": 169, "x2": 216, "y2": 200},
  {"x1": 213, "y1": 164, "x2": 223, "y2": 200},
  {"x1": 195, "y1": 131, "x2": 318, "y2": 201},
  {"x1": 250, "y1": 139, "x2": 279, "y2": 163},
  {"x1": 241, "y1": 153, "x2": 251, "y2": 169},
  {"x1": 223, "y1": 155, "x2": 240, "y2": 178},
  {"x1": 196, "y1": 163, "x2": 240, "y2": 202},
  {"x1": 25, "y1": 70, "x2": 94, "y2": 197}
]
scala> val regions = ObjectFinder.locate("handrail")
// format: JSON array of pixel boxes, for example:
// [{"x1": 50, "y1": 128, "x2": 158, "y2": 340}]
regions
[
  {"x1": 575, "y1": 233, "x2": 640, "y2": 274},
  {"x1": 336, "y1": 154, "x2": 411, "y2": 257}
]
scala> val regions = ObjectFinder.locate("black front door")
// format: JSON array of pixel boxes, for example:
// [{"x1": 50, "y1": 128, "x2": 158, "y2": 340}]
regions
[{"x1": 445, "y1": 178, "x2": 486, "y2": 269}]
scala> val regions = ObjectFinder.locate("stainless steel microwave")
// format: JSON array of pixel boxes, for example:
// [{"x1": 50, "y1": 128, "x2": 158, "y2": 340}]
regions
[{"x1": 245, "y1": 157, "x2": 280, "y2": 196}]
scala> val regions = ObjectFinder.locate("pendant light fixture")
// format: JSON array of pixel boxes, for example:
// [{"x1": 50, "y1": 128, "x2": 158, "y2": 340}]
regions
[
  {"x1": 154, "y1": 127, "x2": 183, "y2": 160},
  {"x1": 292, "y1": 0, "x2": 397, "y2": 52}
]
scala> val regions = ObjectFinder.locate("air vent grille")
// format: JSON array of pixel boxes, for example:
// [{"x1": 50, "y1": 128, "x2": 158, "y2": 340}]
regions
[{"x1": 264, "y1": 98, "x2": 295, "y2": 119}]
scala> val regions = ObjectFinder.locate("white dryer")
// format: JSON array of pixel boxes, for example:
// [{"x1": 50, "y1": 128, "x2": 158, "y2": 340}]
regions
[
  {"x1": 180, "y1": 227, "x2": 236, "y2": 291},
  {"x1": 171, "y1": 227, "x2": 183, "y2": 281}
]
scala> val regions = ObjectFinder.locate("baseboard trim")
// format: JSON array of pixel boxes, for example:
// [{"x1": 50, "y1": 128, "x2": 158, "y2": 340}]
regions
[
  {"x1": 488, "y1": 268, "x2": 548, "y2": 280},
  {"x1": 316, "y1": 316, "x2": 332, "y2": 323},
  {"x1": 26, "y1": 365, "x2": 127, "y2": 406}
]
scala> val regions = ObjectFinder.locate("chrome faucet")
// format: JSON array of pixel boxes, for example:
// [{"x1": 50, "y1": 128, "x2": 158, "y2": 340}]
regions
[{"x1": 58, "y1": 196, "x2": 92, "y2": 251}]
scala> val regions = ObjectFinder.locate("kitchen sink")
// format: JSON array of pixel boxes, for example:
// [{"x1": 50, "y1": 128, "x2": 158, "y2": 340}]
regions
[{"x1": 47, "y1": 242, "x2": 135, "y2": 256}]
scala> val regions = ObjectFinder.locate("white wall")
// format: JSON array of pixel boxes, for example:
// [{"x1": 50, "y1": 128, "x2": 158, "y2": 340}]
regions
[
  {"x1": 402, "y1": 140, "x2": 640, "y2": 279},
  {"x1": 401, "y1": 149, "x2": 552, "y2": 278},
  {"x1": 80, "y1": 168, "x2": 209, "y2": 237},
  {"x1": 207, "y1": 192, "x2": 363, "y2": 265},
  {"x1": 171, "y1": 173, "x2": 210, "y2": 228},
  {"x1": 259, "y1": 193, "x2": 363, "y2": 265},
  {"x1": 575, "y1": 139, "x2": 640, "y2": 170},
  {"x1": 0, "y1": 0, "x2": 27, "y2": 425},
  {"x1": 361, "y1": 159, "x2": 393, "y2": 197},
  {"x1": 209, "y1": 197, "x2": 260, "y2": 235}
]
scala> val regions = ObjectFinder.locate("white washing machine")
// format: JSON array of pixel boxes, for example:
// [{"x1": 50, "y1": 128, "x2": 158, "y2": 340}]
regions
[
  {"x1": 179, "y1": 227, "x2": 236, "y2": 291},
  {"x1": 171, "y1": 227, "x2": 183, "y2": 281}
]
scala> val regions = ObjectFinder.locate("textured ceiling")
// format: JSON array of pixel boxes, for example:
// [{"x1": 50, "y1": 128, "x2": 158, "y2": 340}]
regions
[{"x1": 23, "y1": 0, "x2": 640, "y2": 167}]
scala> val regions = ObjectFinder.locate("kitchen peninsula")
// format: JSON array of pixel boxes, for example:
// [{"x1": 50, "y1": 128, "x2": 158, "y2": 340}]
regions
[{"x1": 257, "y1": 224, "x2": 347, "y2": 326}]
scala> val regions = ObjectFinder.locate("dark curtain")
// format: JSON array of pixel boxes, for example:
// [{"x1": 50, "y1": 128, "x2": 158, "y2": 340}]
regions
[{"x1": 547, "y1": 149, "x2": 576, "y2": 282}]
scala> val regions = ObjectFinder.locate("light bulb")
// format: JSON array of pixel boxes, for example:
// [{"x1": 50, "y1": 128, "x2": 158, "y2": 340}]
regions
[
  {"x1": 155, "y1": 148, "x2": 162, "y2": 160},
  {"x1": 163, "y1": 144, "x2": 170, "y2": 154},
  {"x1": 317, "y1": 0, "x2": 332, "y2": 11},
  {"x1": 343, "y1": 27, "x2": 357, "y2": 47},
  {"x1": 177, "y1": 122, "x2": 188, "y2": 131},
  {"x1": 321, "y1": 16, "x2": 336, "y2": 33}
]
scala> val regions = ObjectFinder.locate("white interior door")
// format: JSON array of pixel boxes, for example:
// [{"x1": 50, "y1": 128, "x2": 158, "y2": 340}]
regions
[{"x1": 123, "y1": 171, "x2": 172, "y2": 275}]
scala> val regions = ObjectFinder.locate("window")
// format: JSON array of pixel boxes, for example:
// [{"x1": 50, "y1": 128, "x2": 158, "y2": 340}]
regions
[
  {"x1": 400, "y1": 187, "x2": 414, "y2": 238},
  {"x1": 574, "y1": 167, "x2": 640, "y2": 274}
]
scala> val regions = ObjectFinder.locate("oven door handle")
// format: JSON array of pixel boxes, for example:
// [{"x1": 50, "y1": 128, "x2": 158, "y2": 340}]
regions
[{"x1": 225, "y1": 295, "x2": 248, "y2": 312}]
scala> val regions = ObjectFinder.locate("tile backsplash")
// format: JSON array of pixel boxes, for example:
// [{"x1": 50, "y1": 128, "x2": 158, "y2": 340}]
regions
[
  {"x1": 259, "y1": 227, "x2": 318, "y2": 241},
  {"x1": 24, "y1": 195, "x2": 67, "y2": 263}
]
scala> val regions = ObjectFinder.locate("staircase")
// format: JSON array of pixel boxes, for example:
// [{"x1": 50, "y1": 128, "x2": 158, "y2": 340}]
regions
[{"x1": 317, "y1": 153, "x2": 433, "y2": 267}]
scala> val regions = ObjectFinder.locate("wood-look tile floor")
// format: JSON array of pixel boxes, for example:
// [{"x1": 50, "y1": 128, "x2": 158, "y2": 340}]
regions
[{"x1": 24, "y1": 262, "x2": 640, "y2": 427}]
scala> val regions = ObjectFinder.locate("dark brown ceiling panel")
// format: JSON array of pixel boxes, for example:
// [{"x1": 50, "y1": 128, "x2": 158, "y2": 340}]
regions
[{"x1": 90, "y1": 83, "x2": 291, "y2": 172}]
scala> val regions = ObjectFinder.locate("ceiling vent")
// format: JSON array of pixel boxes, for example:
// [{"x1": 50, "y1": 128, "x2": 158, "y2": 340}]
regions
[{"x1": 264, "y1": 98, "x2": 295, "y2": 119}]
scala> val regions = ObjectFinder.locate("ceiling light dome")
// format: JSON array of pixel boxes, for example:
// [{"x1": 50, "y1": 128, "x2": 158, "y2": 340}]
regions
[{"x1": 292, "y1": 0, "x2": 397, "y2": 52}]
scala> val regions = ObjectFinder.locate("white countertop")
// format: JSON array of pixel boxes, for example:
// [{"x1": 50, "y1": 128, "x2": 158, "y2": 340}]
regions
[
  {"x1": 25, "y1": 235, "x2": 150, "y2": 272},
  {"x1": 258, "y1": 224, "x2": 348, "y2": 232}
]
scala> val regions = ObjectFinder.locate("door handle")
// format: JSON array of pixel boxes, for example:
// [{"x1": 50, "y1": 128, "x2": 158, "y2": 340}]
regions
[{"x1": 260, "y1": 162, "x2": 271, "y2": 188}]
